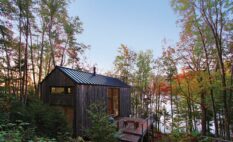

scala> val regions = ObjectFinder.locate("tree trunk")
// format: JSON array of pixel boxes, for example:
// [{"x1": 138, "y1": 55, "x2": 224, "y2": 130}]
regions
[
  {"x1": 186, "y1": 79, "x2": 193, "y2": 133},
  {"x1": 192, "y1": 102, "x2": 197, "y2": 131},
  {"x1": 29, "y1": 24, "x2": 37, "y2": 93},
  {"x1": 60, "y1": 39, "x2": 68, "y2": 66},
  {"x1": 195, "y1": 15, "x2": 219, "y2": 137},
  {"x1": 200, "y1": 0, "x2": 230, "y2": 138},
  {"x1": 214, "y1": 44, "x2": 229, "y2": 139},
  {"x1": 23, "y1": 1, "x2": 29, "y2": 104},
  {"x1": 170, "y1": 78, "x2": 173, "y2": 131},
  {"x1": 200, "y1": 90, "x2": 207, "y2": 135},
  {"x1": 0, "y1": 27, "x2": 11, "y2": 94},
  {"x1": 157, "y1": 84, "x2": 161, "y2": 131},
  {"x1": 38, "y1": 22, "x2": 45, "y2": 96},
  {"x1": 210, "y1": 89, "x2": 219, "y2": 136},
  {"x1": 18, "y1": 0, "x2": 23, "y2": 101},
  {"x1": 228, "y1": 57, "x2": 233, "y2": 130},
  {"x1": 48, "y1": 16, "x2": 56, "y2": 67}
]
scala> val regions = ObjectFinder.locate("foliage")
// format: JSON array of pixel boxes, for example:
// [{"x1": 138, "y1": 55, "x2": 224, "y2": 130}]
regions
[
  {"x1": 114, "y1": 44, "x2": 136, "y2": 84},
  {"x1": 0, "y1": 0, "x2": 88, "y2": 103},
  {"x1": 86, "y1": 103, "x2": 117, "y2": 142},
  {"x1": 0, "y1": 94, "x2": 71, "y2": 141},
  {"x1": 170, "y1": 0, "x2": 233, "y2": 139},
  {"x1": 12, "y1": 97, "x2": 70, "y2": 141},
  {"x1": 0, "y1": 120, "x2": 58, "y2": 142},
  {"x1": 169, "y1": 130, "x2": 200, "y2": 142},
  {"x1": 135, "y1": 50, "x2": 153, "y2": 91}
]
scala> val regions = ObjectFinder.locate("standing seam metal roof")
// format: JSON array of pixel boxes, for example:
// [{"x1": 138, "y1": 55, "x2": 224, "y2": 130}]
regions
[{"x1": 56, "y1": 66, "x2": 130, "y2": 88}]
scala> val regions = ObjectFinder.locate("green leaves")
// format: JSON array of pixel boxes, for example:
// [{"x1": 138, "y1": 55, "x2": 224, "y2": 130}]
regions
[
  {"x1": 86, "y1": 103, "x2": 117, "y2": 142},
  {"x1": 114, "y1": 44, "x2": 136, "y2": 84}
]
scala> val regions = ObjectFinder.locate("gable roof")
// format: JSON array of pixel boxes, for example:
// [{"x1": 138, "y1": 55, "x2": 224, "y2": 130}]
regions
[{"x1": 56, "y1": 66, "x2": 130, "y2": 88}]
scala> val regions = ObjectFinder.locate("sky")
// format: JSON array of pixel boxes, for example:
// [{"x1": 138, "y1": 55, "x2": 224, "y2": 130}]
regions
[{"x1": 68, "y1": 0, "x2": 181, "y2": 72}]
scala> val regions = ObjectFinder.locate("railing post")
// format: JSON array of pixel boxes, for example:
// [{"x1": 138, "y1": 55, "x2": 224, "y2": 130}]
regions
[
  {"x1": 141, "y1": 123, "x2": 144, "y2": 142},
  {"x1": 152, "y1": 120, "x2": 154, "y2": 141},
  {"x1": 147, "y1": 117, "x2": 149, "y2": 142}
]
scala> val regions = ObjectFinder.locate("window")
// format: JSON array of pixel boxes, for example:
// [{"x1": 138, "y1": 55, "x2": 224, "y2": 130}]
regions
[
  {"x1": 67, "y1": 87, "x2": 72, "y2": 94},
  {"x1": 107, "y1": 88, "x2": 119, "y2": 116},
  {"x1": 51, "y1": 87, "x2": 65, "y2": 94},
  {"x1": 51, "y1": 87, "x2": 72, "y2": 95}
]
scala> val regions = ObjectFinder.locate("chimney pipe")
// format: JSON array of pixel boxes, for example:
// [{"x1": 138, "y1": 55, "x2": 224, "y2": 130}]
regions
[{"x1": 93, "y1": 66, "x2": 96, "y2": 76}]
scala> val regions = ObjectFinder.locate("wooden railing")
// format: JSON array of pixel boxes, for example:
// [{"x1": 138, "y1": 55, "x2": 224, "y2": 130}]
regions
[{"x1": 141, "y1": 115, "x2": 154, "y2": 142}]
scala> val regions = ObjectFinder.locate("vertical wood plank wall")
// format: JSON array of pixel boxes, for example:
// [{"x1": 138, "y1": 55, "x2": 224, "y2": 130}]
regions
[
  {"x1": 75, "y1": 85, "x2": 131, "y2": 136},
  {"x1": 120, "y1": 88, "x2": 131, "y2": 117},
  {"x1": 76, "y1": 85, "x2": 108, "y2": 135}
]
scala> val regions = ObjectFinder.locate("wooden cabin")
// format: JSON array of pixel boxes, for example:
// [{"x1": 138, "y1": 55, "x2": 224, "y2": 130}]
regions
[{"x1": 40, "y1": 66, "x2": 131, "y2": 137}]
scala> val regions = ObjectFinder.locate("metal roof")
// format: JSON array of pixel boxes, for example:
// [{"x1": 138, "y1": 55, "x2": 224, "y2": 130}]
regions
[{"x1": 56, "y1": 66, "x2": 130, "y2": 88}]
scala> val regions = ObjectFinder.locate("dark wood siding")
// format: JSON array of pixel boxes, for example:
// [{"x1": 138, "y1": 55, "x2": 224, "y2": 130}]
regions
[
  {"x1": 75, "y1": 85, "x2": 108, "y2": 136},
  {"x1": 74, "y1": 85, "x2": 130, "y2": 136},
  {"x1": 49, "y1": 94, "x2": 74, "y2": 106},
  {"x1": 41, "y1": 68, "x2": 75, "y2": 105},
  {"x1": 120, "y1": 88, "x2": 131, "y2": 117},
  {"x1": 73, "y1": 85, "x2": 79, "y2": 137}
]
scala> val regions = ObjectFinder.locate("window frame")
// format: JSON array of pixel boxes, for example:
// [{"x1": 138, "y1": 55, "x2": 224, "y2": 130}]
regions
[{"x1": 50, "y1": 86, "x2": 73, "y2": 95}]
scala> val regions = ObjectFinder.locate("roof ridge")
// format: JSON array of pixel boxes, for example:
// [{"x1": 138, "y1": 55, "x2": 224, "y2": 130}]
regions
[
  {"x1": 56, "y1": 66, "x2": 122, "y2": 81},
  {"x1": 56, "y1": 66, "x2": 130, "y2": 88},
  {"x1": 56, "y1": 66, "x2": 92, "y2": 74}
]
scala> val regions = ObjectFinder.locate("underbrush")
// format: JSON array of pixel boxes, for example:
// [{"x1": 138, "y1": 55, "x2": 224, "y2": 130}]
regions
[
  {"x1": 85, "y1": 103, "x2": 118, "y2": 142},
  {"x1": 0, "y1": 94, "x2": 72, "y2": 141},
  {"x1": 153, "y1": 129, "x2": 212, "y2": 142},
  {"x1": 168, "y1": 129, "x2": 212, "y2": 142}
]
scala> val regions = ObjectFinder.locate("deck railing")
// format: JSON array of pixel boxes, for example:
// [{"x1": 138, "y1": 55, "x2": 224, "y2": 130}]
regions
[{"x1": 117, "y1": 115, "x2": 155, "y2": 142}]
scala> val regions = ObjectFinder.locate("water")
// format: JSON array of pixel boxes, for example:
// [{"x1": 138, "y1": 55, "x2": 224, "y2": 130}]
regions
[{"x1": 148, "y1": 95, "x2": 216, "y2": 134}]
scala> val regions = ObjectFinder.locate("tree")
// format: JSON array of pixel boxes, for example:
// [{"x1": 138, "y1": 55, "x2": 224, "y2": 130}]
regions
[
  {"x1": 171, "y1": 0, "x2": 233, "y2": 139},
  {"x1": 86, "y1": 103, "x2": 117, "y2": 142},
  {"x1": 0, "y1": 0, "x2": 87, "y2": 101},
  {"x1": 161, "y1": 46, "x2": 177, "y2": 132},
  {"x1": 114, "y1": 44, "x2": 136, "y2": 84},
  {"x1": 0, "y1": 0, "x2": 16, "y2": 95},
  {"x1": 135, "y1": 50, "x2": 153, "y2": 116}
]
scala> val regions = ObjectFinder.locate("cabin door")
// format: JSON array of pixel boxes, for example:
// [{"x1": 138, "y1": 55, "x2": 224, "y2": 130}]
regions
[
  {"x1": 107, "y1": 88, "x2": 120, "y2": 116},
  {"x1": 58, "y1": 106, "x2": 74, "y2": 129}
]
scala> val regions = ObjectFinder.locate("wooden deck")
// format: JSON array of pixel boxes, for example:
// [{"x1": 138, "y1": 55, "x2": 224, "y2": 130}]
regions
[{"x1": 117, "y1": 116, "x2": 154, "y2": 142}]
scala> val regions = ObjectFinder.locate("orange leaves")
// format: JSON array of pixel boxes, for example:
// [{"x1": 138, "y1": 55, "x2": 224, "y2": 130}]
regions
[
  {"x1": 160, "y1": 82, "x2": 171, "y2": 94},
  {"x1": 150, "y1": 81, "x2": 171, "y2": 96},
  {"x1": 174, "y1": 68, "x2": 193, "y2": 80}
]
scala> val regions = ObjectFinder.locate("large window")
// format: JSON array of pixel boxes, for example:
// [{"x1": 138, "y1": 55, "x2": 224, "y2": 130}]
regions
[
  {"x1": 51, "y1": 87, "x2": 72, "y2": 95},
  {"x1": 107, "y1": 88, "x2": 120, "y2": 116}
]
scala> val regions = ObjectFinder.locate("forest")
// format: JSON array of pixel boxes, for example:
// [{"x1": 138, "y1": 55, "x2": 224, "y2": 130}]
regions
[{"x1": 0, "y1": 0, "x2": 233, "y2": 142}]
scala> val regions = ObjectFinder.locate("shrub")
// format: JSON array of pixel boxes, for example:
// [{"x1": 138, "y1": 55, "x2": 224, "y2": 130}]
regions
[
  {"x1": 170, "y1": 129, "x2": 182, "y2": 141},
  {"x1": 0, "y1": 124, "x2": 57, "y2": 142},
  {"x1": 0, "y1": 120, "x2": 34, "y2": 141},
  {"x1": 0, "y1": 94, "x2": 71, "y2": 141},
  {"x1": 169, "y1": 129, "x2": 202, "y2": 142},
  {"x1": 0, "y1": 126, "x2": 22, "y2": 142},
  {"x1": 85, "y1": 102, "x2": 117, "y2": 142},
  {"x1": 12, "y1": 97, "x2": 71, "y2": 141}
]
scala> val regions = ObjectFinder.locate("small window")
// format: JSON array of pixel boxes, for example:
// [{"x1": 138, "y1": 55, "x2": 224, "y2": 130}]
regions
[
  {"x1": 51, "y1": 87, "x2": 72, "y2": 95},
  {"x1": 67, "y1": 87, "x2": 72, "y2": 94},
  {"x1": 51, "y1": 87, "x2": 65, "y2": 94}
]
